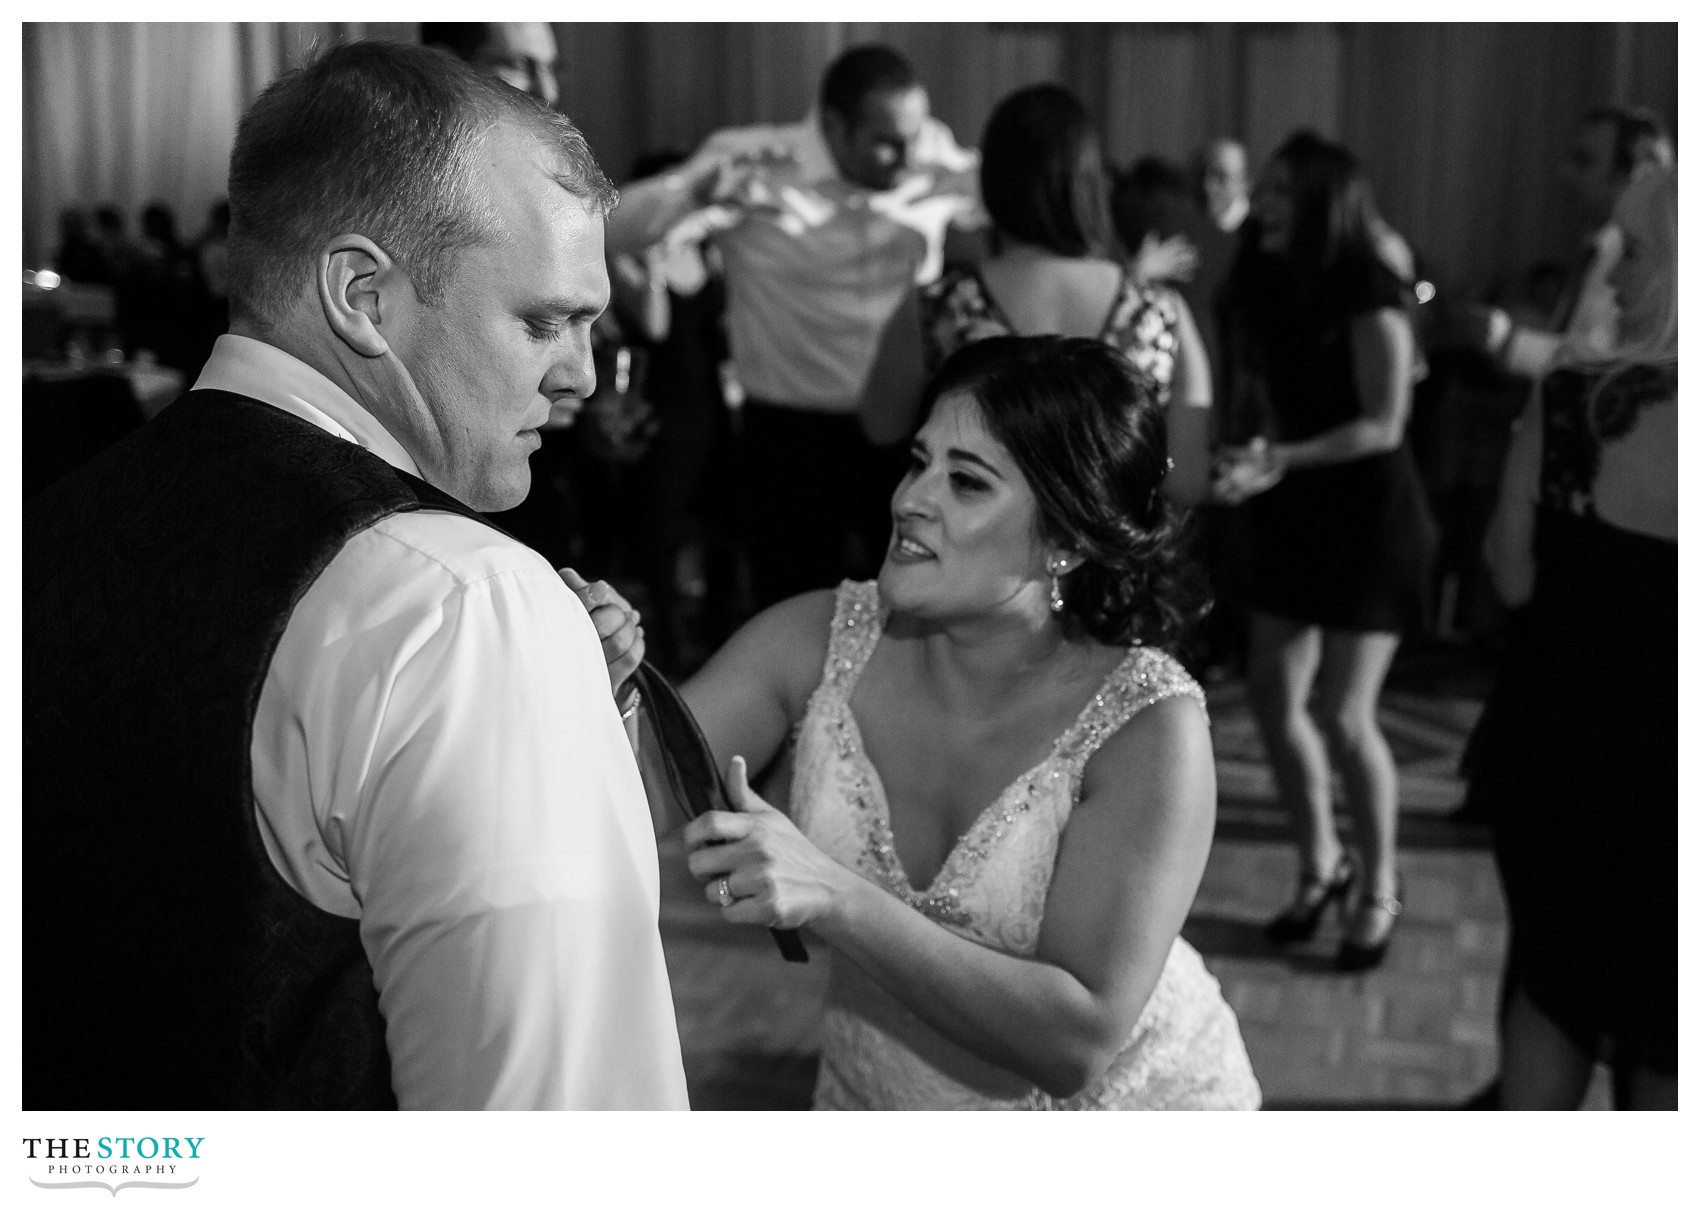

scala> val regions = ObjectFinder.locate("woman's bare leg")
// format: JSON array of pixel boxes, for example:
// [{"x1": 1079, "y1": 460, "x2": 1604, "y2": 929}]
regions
[
  {"x1": 1316, "y1": 628, "x2": 1403, "y2": 925},
  {"x1": 1246, "y1": 611, "x2": 1341, "y2": 879}
]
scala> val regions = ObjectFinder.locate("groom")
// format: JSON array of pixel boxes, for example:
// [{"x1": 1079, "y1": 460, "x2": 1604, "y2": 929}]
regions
[{"x1": 23, "y1": 40, "x2": 687, "y2": 1109}]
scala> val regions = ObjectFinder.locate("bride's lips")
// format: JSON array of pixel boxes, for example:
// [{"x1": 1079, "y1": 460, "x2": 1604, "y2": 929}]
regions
[{"x1": 888, "y1": 533, "x2": 936, "y2": 564}]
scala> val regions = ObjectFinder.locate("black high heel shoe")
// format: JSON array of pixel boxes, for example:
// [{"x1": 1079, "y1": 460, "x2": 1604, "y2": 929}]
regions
[
  {"x1": 1336, "y1": 879, "x2": 1404, "y2": 972},
  {"x1": 1265, "y1": 857, "x2": 1356, "y2": 945}
]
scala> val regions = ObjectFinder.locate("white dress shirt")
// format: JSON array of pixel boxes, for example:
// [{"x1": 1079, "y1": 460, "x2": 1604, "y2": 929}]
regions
[
  {"x1": 698, "y1": 111, "x2": 980, "y2": 412},
  {"x1": 194, "y1": 335, "x2": 688, "y2": 1110}
]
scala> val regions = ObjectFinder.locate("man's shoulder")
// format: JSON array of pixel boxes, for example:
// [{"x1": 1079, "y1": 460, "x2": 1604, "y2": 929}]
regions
[{"x1": 350, "y1": 510, "x2": 563, "y2": 596}]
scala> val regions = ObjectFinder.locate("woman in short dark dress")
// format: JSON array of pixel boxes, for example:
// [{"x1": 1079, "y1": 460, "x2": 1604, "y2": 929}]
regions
[{"x1": 1217, "y1": 132, "x2": 1436, "y2": 970}]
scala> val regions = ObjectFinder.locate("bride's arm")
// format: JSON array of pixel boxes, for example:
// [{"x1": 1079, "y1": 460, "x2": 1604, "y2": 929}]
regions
[
  {"x1": 687, "y1": 693, "x2": 1216, "y2": 1098},
  {"x1": 678, "y1": 589, "x2": 837, "y2": 787}
]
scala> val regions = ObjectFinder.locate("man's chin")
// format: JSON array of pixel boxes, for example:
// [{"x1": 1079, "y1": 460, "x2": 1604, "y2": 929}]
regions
[{"x1": 459, "y1": 468, "x2": 531, "y2": 514}]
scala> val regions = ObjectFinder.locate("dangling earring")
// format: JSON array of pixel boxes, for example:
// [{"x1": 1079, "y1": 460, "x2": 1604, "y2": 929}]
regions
[{"x1": 1046, "y1": 557, "x2": 1067, "y2": 614}]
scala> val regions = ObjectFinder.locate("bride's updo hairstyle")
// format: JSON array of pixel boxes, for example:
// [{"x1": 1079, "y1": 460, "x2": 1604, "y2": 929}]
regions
[{"x1": 920, "y1": 334, "x2": 1205, "y2": 649}]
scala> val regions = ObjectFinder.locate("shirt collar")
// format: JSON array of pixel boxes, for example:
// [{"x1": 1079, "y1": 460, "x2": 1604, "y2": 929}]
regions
[{"x1": 192, "y1": 334, "x2": 421, "y2": 478}]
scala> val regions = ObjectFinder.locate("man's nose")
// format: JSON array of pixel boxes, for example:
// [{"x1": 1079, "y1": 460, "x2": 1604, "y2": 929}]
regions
[{"x1": 544, "y1": 336, "x2": 596, "y2": 400}]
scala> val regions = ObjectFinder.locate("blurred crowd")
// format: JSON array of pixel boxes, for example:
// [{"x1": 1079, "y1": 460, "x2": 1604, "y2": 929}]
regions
[{"x1": 50, "y1": 197, "x2": 232, "y2": 373}]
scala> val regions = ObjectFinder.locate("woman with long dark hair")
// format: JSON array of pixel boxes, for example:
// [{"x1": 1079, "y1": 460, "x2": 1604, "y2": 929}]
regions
[
  {"x1": 669, "y1": 336, "x2": 1258, "y2": 1109},
  {"x1": 1216, "y1": 131, "x2": 1436, "y2": 971},
  {"x1": 862, "y1": 84, "x2": 1214, "y2": 506},
  {"x1": 1473, "y1": 168, "x2": 1676, "y2": 1108}
]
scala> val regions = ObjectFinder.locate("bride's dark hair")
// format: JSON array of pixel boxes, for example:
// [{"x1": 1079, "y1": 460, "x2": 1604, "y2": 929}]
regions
[{"x1": 918, "y1": 335, "x2": 1206, "y2": 650}]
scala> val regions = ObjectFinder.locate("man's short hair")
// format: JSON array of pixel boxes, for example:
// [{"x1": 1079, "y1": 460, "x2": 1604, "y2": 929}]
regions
[
  {"x1": 226, "y1": 39, "x2": 615, "y2": 327},
  {"x1": 819, "y1": 44, "x2": 918, "y2": 124},
  {"x1": 1582, "y1": 104, "x2": 1674, "y2": 176}
]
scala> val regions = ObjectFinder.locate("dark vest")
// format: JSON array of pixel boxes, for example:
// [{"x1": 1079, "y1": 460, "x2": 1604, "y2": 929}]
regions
[{"x1": 23, "y1": 389, "x2": 502, "y2": 1109}]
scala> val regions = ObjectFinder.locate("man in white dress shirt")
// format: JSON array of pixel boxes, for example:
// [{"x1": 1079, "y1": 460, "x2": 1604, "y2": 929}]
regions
[
  {"x1": 607, "y1": 44, "x2": 981, "y2": 607},
  {"x1": 23, "y1": 40, "x2": 686, "y2": 1110}
]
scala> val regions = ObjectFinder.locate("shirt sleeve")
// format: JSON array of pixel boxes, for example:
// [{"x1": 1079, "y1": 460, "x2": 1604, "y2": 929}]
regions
[{"x1": 252, "y1": 516, "x2": 688, "y2": 1109}]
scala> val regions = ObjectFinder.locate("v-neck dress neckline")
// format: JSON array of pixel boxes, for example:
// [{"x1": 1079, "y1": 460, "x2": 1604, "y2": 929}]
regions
[{"x1": 836, "y1": 644, "x2": 1142, "y2": 898}]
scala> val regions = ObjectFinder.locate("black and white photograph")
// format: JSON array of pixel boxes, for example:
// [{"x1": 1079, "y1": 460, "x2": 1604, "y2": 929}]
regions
[{"x1": 11, "y1": 12, "x2": 1687, "y2": 1207}]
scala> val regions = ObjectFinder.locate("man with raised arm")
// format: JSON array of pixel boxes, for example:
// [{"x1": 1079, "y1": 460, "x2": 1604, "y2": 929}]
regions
[{"x1": 608, "y1": 44, "x2": 981, "y2": 607}]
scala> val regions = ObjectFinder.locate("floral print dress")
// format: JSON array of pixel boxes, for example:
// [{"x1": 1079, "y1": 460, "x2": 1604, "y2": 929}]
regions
[{"x1": 920, "y1": 264, "x2": 1181, "y2": 399}]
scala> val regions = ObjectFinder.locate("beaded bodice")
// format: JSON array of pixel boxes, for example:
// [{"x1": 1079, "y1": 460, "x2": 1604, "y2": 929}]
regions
[{"x1": 792, "y1": 582, "x2": 1261, "y2": 1110}]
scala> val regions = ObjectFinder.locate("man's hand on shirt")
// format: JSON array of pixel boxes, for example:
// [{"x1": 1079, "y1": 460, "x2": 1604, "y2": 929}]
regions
[
  {"x1": 685, "y1": 144, "x2": 796, "y2": 210},
  {"x1": 558, "y1": 568, "x2": 645, "y2": 699}
]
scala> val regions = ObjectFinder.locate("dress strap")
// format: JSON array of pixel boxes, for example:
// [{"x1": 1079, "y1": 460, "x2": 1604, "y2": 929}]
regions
[
  {"x1": 818, "y1": 580, "x2": 885, "y2": 697},
  {"x1": 1052, "y1": 648, "x2": 1208, "y2": 782}
]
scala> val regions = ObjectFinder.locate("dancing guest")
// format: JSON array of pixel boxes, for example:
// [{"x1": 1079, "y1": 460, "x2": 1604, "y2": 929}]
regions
[
  {"x1": 1459, "y1": 106, "x2": 1672, "y2": 378},
  {"x1": 1108, "y1": 157, "x2": 1203, "y2": 291},
  {"x1": 1197, "y1": 137, "x2": 1251, "y2": 236},
  {"x1": 671, "y1": 337, "x2": 1259, "y2": 1109},
  {"x1": 23, "y1": 41, "x2": 686, "y2": 1110},
  {"x1": 1116, "y1": 151, "x2": 1246, "y2": 675},
  {"x1": 862, "y1": 84, "x2": 1213, "y2": 507},
  {"x1": 1216, "y1": 131, "x2": 1436, "y2": 971},
  {"x1": 421, "y1": 21, "x2": 560, "y2": 106},
  {"x1": 606, "y1": 44, "x2": 981, "y2": 607},
  {"x1": 1473, "y1": 168, "x2": 1675, "y2": 1109}
]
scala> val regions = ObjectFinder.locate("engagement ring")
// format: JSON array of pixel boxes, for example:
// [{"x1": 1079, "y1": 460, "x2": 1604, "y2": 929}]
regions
[{"x1": 715, "y1": 878, "x2": 734, "y2": 908}]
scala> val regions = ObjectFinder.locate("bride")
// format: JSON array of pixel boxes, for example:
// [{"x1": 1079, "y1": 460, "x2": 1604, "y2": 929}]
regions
[{"x1": 663, "y1": 335, "x2": 1258, "y2": 1109}]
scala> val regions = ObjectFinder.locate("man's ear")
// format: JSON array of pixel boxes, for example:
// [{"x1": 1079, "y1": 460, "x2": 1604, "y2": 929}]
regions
[{"x1": 318, "y1": 234, "x2": 403, "y2": 358}]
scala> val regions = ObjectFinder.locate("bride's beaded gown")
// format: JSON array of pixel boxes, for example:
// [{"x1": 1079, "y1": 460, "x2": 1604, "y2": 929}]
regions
[{"x1": 792, "y1": 582, "x2": 1261, "y2": 1109}]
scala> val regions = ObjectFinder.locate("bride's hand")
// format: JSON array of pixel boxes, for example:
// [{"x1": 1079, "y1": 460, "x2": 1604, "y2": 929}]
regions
[
  {"x1": 684, "y1": 756, "x2": 853, "y2": 930},
  {"x1": 557, "y1": 568, "x2": 644, "y2": 696}
]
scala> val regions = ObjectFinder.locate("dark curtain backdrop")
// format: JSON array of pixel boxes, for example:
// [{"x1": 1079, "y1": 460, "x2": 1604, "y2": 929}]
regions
[{"x1": 24, "y1": 21, "x2": 1676, "y2": 299}]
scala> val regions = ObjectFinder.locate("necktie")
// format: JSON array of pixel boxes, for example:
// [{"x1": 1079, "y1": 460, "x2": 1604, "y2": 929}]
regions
[{"x1": 631, "y1": 661, "x2": 810, "y2": 963}]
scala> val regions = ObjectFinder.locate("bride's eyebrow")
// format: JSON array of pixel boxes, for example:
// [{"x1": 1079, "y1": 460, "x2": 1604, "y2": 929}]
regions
[{"x1": 945, "y1": 448, "x2": 1005, "y2": 480}]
